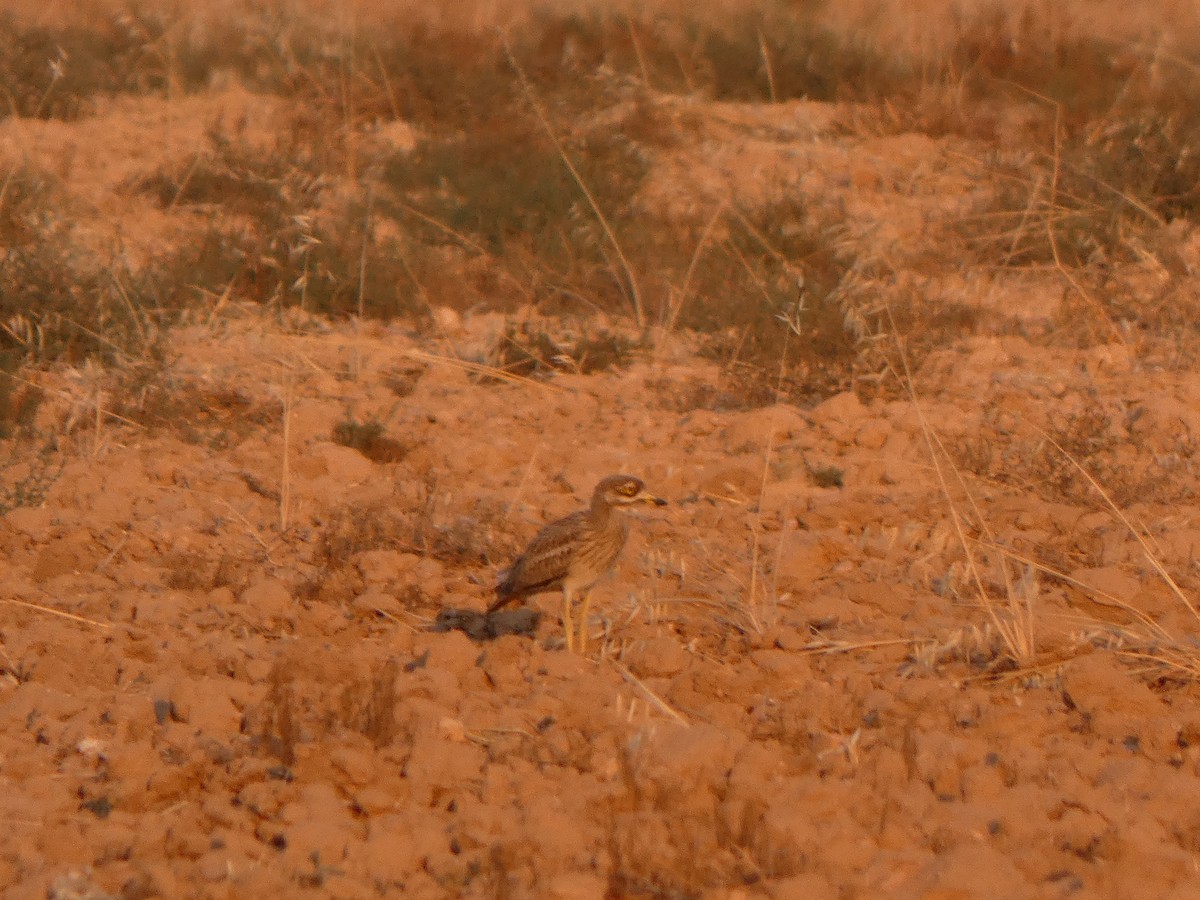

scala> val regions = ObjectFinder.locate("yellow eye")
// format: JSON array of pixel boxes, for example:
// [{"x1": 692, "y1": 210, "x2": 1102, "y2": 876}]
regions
[{"x1": 619, "y1": 483, "x2": 637, "y2": 496}]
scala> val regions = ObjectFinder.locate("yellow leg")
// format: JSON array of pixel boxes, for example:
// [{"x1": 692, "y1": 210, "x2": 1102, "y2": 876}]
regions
[
  {"x1": 561, "y1": 588, "x2": 575, "y2": 652},
  {"x1": 577, "y1": 592, "x2": 591, "y2": 655}
]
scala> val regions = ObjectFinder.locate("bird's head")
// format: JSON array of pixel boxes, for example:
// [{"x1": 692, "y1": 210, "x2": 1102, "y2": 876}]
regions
[{"x1": 594, "y1": 474, "x2": 668, "y2": 510}]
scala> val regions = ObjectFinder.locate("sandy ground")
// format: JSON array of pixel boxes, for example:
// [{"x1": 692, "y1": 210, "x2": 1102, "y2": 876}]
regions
[{"x1": 6, "y1": 23, "x2": 1200, "y2": 900}]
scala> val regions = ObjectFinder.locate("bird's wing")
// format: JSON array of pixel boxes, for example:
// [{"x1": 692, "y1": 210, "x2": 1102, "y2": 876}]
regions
[{"x1": 493, "y1": 510, "x2": 590, "y2": 602}]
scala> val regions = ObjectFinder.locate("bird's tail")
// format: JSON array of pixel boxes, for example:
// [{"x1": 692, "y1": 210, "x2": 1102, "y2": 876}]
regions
[
  {"x1": 487, "y1": 569, "x2": 517, "y2": 614},
  {"x1": 486, "y1": 593, "x2": 513, "y2": 614}
]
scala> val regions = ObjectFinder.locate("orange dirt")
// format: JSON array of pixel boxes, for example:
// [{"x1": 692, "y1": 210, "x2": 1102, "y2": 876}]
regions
[
  {"x1": 5, "y1": 316, "x2": 1200, "y2": 897},
  {"x1": 5, "y1": 8, "x2": 1200, "y2": 899}
]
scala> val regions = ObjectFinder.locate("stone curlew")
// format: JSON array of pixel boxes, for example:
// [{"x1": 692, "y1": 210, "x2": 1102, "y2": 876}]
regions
[{"x1": 488, "y1": 474, "x2": 666, "y2": 652}]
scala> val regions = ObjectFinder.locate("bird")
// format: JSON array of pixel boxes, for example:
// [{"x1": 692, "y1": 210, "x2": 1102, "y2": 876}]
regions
[{"x1": 488, "y1": 474, "x2": 667, "y2": 653}]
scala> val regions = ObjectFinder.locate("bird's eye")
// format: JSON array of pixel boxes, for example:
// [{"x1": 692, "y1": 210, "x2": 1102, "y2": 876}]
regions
[{"x1": 620, "y1": 483, "x2": 638, "y2": 496}]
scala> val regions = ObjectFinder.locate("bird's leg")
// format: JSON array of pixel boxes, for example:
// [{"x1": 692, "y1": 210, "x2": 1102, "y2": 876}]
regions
[
  {"x1": 576, "y1": 591, "x2": 591, "y2": 655},
  {"x1": 561, "y1": 587, "x2": 575, "y2": 653}
]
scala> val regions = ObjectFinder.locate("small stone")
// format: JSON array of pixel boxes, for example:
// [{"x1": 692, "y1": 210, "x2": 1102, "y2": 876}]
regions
[
  {"x1": 438, "y1": 718, "x2": 468, "y2": 743},
  {"x1": 352, "y1": 589, "x2": 401, "y2": 618},
  {"x1": 239, "y1": 578, "x2": 293, "y2": 621},
  {"x1": 855, "y1": 420, "x2": 890, "y2": 450}
]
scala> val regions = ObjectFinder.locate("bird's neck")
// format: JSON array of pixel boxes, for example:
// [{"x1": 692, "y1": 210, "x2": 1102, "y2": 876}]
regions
[{"x1": 589, "y1": 495, "x2": 616, "y2": 523}]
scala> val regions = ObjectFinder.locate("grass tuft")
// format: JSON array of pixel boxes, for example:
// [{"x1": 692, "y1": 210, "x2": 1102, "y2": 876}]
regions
[
  {"x1": 130, "y1": 136, "x2": 422, "y2": 321},
  {"x1": 1, "y1": 168, "x2": 168, "y2": 366},
  {"x1": 332, "y1": 417, "x2": 406, "y2": 463},
  {"x1": 0, "y1": 440, "x2": 63, "y2": 516},
  {"x1": 478, "y1": 321, "x2": 646, "y2": 381}
]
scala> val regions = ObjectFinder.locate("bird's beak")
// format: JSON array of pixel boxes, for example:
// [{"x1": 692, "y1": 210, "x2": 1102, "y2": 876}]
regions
[{"x1": 642, "y1": 494, "x2": 668, "y2": 507}]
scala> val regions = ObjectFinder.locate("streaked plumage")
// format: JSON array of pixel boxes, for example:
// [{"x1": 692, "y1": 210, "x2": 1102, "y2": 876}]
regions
[{"x1": 488, "y1": 474, "x2": 667, "y2": 652}]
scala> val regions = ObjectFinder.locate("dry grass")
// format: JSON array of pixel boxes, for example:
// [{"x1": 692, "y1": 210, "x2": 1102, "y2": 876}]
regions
[
  {"x1": 25, "y1": 2, "x2": 1199, "y2": 412},
  {"x1": 892, "y1": 326, "x2": 1038, "y2": 671},
  {"x1": 894, "y1": 296, "x2": 1200, "y2": 684},
  {"x1": 951, "y1": 399, "x2": 1198, "y2": 507},
  {"x1": 1036, "y1": 428, "x2": 1200, "y2": 677},
  {"x1": 1, "y1": 168, "x2": 168, "y2": 366},
  {"x1": 471, "y1": 320, "x2": 646, "y2": 382},
  {"x1": 0, "y1": 440, "x2": 63, "y2": 517},
  {"x1": 129, "y1": 136, "x2": 423, "y2": 322},
  {"x1": 6, "y1": 0, "x2": 1200, "y2": 693},
  {"x1": 4, "y1": 2, "x2": 889, "y2": 396},
  {"x1": 9, "y1": 8, "x2": 1200, "y2": 899}
]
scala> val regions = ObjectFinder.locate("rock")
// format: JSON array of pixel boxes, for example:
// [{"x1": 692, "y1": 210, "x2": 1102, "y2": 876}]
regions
[
  {"x1": 355, "y1": 550, "x2": 419, "y2": 583},
  {"x1": 810, "y1": 391, "x2": 865, "y2": 427},
  {"x1": 351, "y1": 589, "x2": 401, "y2": 618},
  {"x1": 855, "y1": 419, "x2": 890, "y2": 449},
  {"x1": 314, "y1": 442, "x2": 377, "y2": 481},
  {"x1": 239, "y1": 578, "x2": 293, "y2": 621},
  {"x1": 625, "y1": 636, "x2": 691, "y2": 678},
  {"x1": 3, "y1": 506, "x2": 54, "y2": 541},
  {"x1": 1070, "y1": 567, "x2": 1140, "y2": 602}
]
